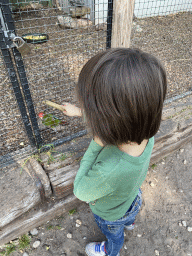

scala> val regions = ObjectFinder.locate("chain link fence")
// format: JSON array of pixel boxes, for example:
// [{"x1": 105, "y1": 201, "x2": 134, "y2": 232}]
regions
[{"x1": 0, "y1": 0, "x2": 191, "y2": 169}]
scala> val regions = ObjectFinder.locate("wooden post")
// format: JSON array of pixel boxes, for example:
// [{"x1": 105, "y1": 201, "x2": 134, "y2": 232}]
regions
[{"x1": 111, "y1": 0, "x2": 135, "y2": 48}]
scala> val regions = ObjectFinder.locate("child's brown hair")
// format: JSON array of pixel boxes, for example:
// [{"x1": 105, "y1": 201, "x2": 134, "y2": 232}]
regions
[{"x1": 76, "y1": 48, "x2": 167, "y2": 145}]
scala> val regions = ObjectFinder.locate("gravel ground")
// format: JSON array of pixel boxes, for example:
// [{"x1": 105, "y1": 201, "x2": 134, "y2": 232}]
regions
[{"x1": 1, "y1": 141, "x2": 192, "y2": 256}]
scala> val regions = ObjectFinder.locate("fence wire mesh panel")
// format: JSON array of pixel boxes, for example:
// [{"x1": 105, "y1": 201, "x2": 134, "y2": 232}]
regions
[
  {"x1": 0, "y1": 0, "x2": 191, "y2": 169},
  {"x1": 0, "y1": 0, "x2": 110, "y2": 168},
  {"x1": 132, "y1": 0, "x2": 192, "y2": 101}
]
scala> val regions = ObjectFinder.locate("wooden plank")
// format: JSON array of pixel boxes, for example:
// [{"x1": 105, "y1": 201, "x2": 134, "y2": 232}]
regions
[
  {"x1": 0, "y1": 166, "x2": 41, "y2": 229},
  {"x1": 29, "y1": 158, "x2": 52, "y2": 198},
  {"x1": 0, "y1": 195, "x2": 81, "y2": 246},
  {"x1": 111, "y1": 0, "x2": 135, "y2": 48},
  {"x1": 151, "y1": 124, "x2": 192, "y2": 164},
  {"x1": 48, "y1": 165, "x2": 79, "y2": 199}
]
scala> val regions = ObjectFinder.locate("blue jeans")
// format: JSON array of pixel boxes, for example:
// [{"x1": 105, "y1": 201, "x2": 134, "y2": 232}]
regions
[{"x1": 93, "y1": 189, "x2": 142, "y2": 256}]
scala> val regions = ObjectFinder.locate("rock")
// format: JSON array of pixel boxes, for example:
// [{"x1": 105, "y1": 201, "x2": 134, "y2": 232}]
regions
[
  {"x1": 30, "y1": 2, "x2": 43, "y2": 9},
  {"x1": 187, "y1": 227, "x2": 192, "y2": 232},
  {"x1": 33, "y1": 240, "x2": 41, "y2": 248},
  {"x1": 23, "y1": 253, "x2": 29, "y2": 256},
  {"x1": 70, "y1": 6, "x2": 91, "y2": 18},
  {"x1": 67, "y1": 233, "x2": 72, "y2": 239},
  {"x1": 149, "y1": 181, "x2": 155, "y2": 187},
  {"x1": 95, "y1": 23, "x2": 107, "y2": 31},
  {"x1": 124, "y1": 245, "x2": 127, "y2": 250},
  {"x1": 155, "y1": 250, "x2": 160, "y2": 255},
  {"x1": 135, "y1": 25, "x2": 143, "y2": 32},
  {"x1": 57, "y1": 16, "x2": 92, "y2": 29},
  {"x1": 182, "y1": 221, "x2": 187, "y2": 227},
  {"x1": 76, "y1": 219, "x2": 82, "y2": 226},
  {"x1": 178, "y1": 222, "x2": 182, "y2": 227},
  {"x1": 30, "y1": 228, "x2": 38, "y2": 236},
  {"x1": 137, "y1": 234, "x2": 142, "y2": 237},
  {"x1": 83, "y1": 236, "x2": 87, "y2": 239},
  {"x1": 180, "y1": 148, "x2": 184, "y2": 153},
  {"x1": 184, "y1": 160, "x2": 187, "y2": 164}
]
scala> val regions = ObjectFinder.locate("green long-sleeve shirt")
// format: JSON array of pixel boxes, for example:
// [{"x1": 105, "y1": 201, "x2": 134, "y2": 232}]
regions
[{"x1": 73, "y1": 137, "x2": 154, "y2": 221}]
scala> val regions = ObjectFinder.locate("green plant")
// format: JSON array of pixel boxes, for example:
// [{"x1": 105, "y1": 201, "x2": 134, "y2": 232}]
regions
[
  {"x1": 47, "y1": 225, "x2": 54, "y2": 230},
  {"x1": 60, "y1": 153, "x2": 67, "y2": 161},
  {"x1": 68, "y1": 208, "x2": 77, "y2": 215},
  {"x1": 55, "y1": 225, "x2": 62, "y2": 230},
  {"x1": 18, "y1": 234, "x2": 31, "y2": 250},
  {"x1": 4, "y1": 244, "x2": 16, "y2": 255},
  {"x1": 151, "y1": 164, "x2": 157, "y2": 169}
]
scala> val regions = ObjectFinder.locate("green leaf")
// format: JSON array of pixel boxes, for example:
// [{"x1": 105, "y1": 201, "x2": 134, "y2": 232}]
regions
[
  {"x1": 18, "y1": 234, "x2": 31, "y2": 250},
  {"x1": 68, "y1": 208, "x2": 77, "y2": 215}
]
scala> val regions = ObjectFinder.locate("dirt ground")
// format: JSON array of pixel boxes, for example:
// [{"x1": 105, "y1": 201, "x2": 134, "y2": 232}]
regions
[{"x1": 1, "y1": 141, "x2": 192, "y2": 256}]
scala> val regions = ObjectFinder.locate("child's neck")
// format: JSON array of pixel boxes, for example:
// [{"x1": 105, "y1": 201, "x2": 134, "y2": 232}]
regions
[{"x1": 118, "y1": 139, "x2": 149, "y2": 157}]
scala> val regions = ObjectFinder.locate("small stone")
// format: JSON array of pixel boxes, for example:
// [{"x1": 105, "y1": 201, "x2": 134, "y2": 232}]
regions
[
  {"x1": 10, "y1": 238, "x2": 19, "y2": 246},
  {"x1": 30, "y1": 228, "x2": 38, "y2": 236},
  {"x1": 76, "y1": 223, "x2": 80, "y2": 227},
  {"x1": 83, "y1": 236, "x2": 87, "y2": 240},
  {"x1": 20, "y1": 142, "x2": 24, "y2": 146},
  {"x1": 149, "y1": 181, "x2": 155, "y2": 187},
  {"x1": 155, "y1": 250, "x2": 160, "y2": 255},
  {"x1": 33, "y1": 240, "x2": 40, "y2": 248},
  {"x1": 76, "y1": 219, "x2": 82, "y2": 226},
  {"x1": 178, "y1": 222, "x2": 182, "y2": 227},
  {"x1": 124, "y1": 245, "x2": 128, "y2": 250},
  {"x1": 137, "y1": 234, "x2": 142, "y2": 237},
  {"x1": 184, "y1": 160, "x2": 187, "y2": 164},
  {"x1": 162, "y1": 162, "x2": 165, "y2": 165},
  {"x1": 135, "y1": 25, "x2": 143, "y2": 32},
  {"x1": 187, "y1": 227, "x2": 192, "y2": 232},
  {"x1": 67, "y1": 233, "x2": 72, "y2": 239},
  {"x1": 182, "y1": 221, "x2": 187, "y2": 227},
  {"x1": 124, "y1": 232, "x2": 126, "y2": 236},
  {"x1": 180, "y1": 149, "x2": 184, "y2": 153},
  {"x1": 23, "y1": 253, "x2": 29, "y2": 256}
]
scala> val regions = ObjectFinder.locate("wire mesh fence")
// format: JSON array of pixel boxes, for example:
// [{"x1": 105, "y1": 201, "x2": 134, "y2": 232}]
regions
[{"x1": 0, "y1": 0, "x2": 191, "y2": 169}]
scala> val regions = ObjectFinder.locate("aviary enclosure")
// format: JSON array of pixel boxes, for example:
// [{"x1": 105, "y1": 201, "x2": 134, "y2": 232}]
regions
[{"x1": 0, "y1": 0, "x2": 191, "y2": 169}]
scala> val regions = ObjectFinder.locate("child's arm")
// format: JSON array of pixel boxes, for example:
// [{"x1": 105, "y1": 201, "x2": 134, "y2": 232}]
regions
[{"x1": 73, "y1": 139, "x2": 116, "y2": 202}]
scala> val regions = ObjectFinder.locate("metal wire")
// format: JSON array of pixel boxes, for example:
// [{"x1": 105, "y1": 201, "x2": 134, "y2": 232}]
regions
[{"x1": 0, "y1": 0, "x2": 191, "y2": 169}]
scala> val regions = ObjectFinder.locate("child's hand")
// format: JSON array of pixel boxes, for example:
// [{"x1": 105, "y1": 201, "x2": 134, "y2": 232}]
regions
[
  {"x1": 94, "y1": 136, "x2": 105, "y2": 147},
  {"x1": 62, "y1": 102, "x2": 82, "y2": 117}
]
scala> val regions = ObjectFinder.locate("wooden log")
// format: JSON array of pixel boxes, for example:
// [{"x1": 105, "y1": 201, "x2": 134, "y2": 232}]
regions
[
  {"x1": 0, "y1": 166, "x2": 41, "y2": 229},
  {"x1": 48, "y1": 165, "x2": 79, "y2": 199},
  {"x1": 111, "y1": 0, "x2": 135, "y2": 48},
  {"x1": 151, "y1": 124, "x2": 192, "y2": 165},
  {"x1": 0, "y1": 195, "x2": 81, "y2": 246},
  {"x1": 29, "y1": 158, "x2": 52, "y2": 198}
]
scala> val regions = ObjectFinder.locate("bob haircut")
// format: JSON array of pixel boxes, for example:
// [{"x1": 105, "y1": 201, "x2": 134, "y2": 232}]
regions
[{"x1": 76, "y1": 48, "x2": 167, "y2": 145}]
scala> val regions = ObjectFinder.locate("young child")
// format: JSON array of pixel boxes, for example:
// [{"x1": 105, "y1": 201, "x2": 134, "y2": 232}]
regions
[{"x1": 62, "y1": 48, "x2": 167, "y2": 256}]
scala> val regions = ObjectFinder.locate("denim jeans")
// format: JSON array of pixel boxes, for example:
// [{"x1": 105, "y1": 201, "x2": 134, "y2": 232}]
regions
[{"x1": 93, "y1": 188, "x2": 142, "y2": 256}]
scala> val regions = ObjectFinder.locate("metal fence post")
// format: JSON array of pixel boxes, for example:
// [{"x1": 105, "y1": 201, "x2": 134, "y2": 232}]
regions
[
  {"x1": 0, "y1": 0, "x2": 43, "y2": 148},
  {"x1": 106, "y1": 0, "x2": 113, "y2": 49}
]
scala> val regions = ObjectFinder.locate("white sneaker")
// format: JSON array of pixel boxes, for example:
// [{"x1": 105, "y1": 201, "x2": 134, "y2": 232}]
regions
[
  {"x1": 85, "y1": 241, "x2": 120, "y2": 256},
  {"x1": 124, "y1": 223, "x2": 135, "y2": 230}
]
